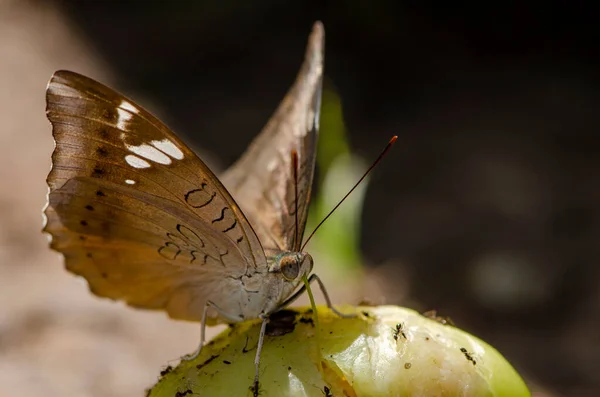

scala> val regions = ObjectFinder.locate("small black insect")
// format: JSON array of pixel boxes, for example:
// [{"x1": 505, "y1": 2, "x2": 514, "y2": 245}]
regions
[
  {"x1": 392, "y1": 323, "x2": 406, "y2": 341},
  {"x1": 460, "y1": 347, "x2": 477, "y2": 365},
  {"x1": 160, "y1": 365, "x2": 173, "y2": 376}
]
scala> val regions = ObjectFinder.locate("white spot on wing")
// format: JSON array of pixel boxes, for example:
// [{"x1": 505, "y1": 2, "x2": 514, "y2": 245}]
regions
[
  {"x1": 151, "y1": 139, "x2": 184, "y2": 160},
  {"x1": 125, "y1": 179, "x2": 136, "y2": 185},
  {"x1": 126, "y1": 143, "x2": 172, "y2": 165},
  {"x1": 267, "y1": 159, "x2": 278, "y2": 172},
  {"x1": 120, "y1": 100, "x2": 139, "y2": 114},
  {"x1": 312, "y1": 89, "x2": 321, "y2": 131},
  {"x1": 116, "y1": 108, "x2": 133, "y2": 130},
  {"x1": 41, "y1": 208, "x2": 48, "y2": 228},
  {"x1": 307, "y1": 109, "x2": 315, "y2": 132},
  {"x1": 41, "y1": 212, "x2": 52, "y2": 243},
  {"x1": 125, "y1": 154, "x2": 151, "y2": 169}
]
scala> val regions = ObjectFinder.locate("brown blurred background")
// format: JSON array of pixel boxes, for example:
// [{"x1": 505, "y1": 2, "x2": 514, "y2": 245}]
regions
[{"x1": 1, "y1": 1, "x2": 598, "y2": 396}]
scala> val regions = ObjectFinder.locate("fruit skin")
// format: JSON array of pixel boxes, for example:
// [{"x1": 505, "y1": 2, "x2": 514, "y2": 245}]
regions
[{"x1": 148, "y1": 305, "x2": 531, "y2": 397}]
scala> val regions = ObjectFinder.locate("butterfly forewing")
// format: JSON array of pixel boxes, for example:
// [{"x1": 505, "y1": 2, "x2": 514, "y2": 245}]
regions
[
  {"x1": 221, "y1": 22, "x2": 324, "y2": 252},
  {"x1": 44, "y1": 71, "x2": 267, "y2": 321}
]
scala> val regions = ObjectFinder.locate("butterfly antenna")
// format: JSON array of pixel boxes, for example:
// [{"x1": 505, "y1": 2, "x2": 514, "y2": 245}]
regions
[
  {"x1": 301, "y1": 135, "x2": 398, "y2": 251},
  {"x1": 292, "y1": 149, "x2": 300, "y2": 251}
]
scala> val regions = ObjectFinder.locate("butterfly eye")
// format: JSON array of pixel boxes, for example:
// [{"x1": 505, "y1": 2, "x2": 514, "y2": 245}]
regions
[{"x1": 279, "y1": 255, "x2": 300, "y2": 281}]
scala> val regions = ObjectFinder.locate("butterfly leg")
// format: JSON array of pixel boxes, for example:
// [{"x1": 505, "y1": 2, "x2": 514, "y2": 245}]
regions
[
  {"x1": 279, "y1": 274, "x2": 357, "y2": 319},
  {"x1": 182, "y1": 300, "x2": 243, "y2": 361},
  {"x1": 251, "y1": 314, "x2": 269, "y2": 396}
]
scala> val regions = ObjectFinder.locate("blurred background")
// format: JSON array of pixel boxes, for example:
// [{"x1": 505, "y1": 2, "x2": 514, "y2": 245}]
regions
[{"x1": 1, "y1": 0, "x2": 598, "y2": 396}]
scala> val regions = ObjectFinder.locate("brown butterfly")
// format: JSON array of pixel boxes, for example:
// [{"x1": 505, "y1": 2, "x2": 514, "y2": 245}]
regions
[{"x1": 43, "y1": 21, "x2": 352, "y2": 390}]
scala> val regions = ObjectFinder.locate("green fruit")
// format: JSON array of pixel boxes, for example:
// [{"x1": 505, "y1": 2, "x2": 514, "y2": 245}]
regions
[{"x1": 148, "y1": 305, "x2": 530, "y2": 397}]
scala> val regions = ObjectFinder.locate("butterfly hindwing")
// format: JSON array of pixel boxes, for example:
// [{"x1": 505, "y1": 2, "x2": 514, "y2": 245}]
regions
[{"x1": 221, "y1": 22, "x2": 324, "y2": 252}]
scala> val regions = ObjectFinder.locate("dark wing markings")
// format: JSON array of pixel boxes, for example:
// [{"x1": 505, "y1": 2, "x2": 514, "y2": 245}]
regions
[
  {"x1": 222, "y1": 219, "x2": 237, "y2": 233},
  {"x1": 191, "y1": 251, "x2": 208, "y2": 265},
  {"x1": 212, "y1": 207, "x2": 227, "y2": 224},
  {"x1": 158, "y1": 242, "x2": 181, "y2": 260}
]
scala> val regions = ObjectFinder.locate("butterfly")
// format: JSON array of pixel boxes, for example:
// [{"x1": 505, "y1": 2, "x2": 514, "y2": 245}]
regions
[{"x1": 43, "y1": 21, "x2": 353, "y2": 391}]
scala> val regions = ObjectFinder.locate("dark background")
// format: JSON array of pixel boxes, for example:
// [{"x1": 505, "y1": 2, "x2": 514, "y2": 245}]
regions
[{"x1": 46, "y1": 1, "x2": 600, "y2": 395}]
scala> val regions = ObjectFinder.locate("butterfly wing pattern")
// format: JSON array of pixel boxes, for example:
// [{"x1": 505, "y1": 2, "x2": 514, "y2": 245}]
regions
[
  {"x1": 222, "y1": 22, "x2": 324, "y2": 253},
  {"x1": 44, "y1": 70, "x2": 269, "y2": 323},
  {"x1": 44, "y1": 22, "x2": 326, "y2": 326}
]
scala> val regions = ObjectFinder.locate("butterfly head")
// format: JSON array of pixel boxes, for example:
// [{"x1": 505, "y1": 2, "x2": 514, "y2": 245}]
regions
[{"x1": 269, "y1": 251, "x2": 314, "y2": 282}]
